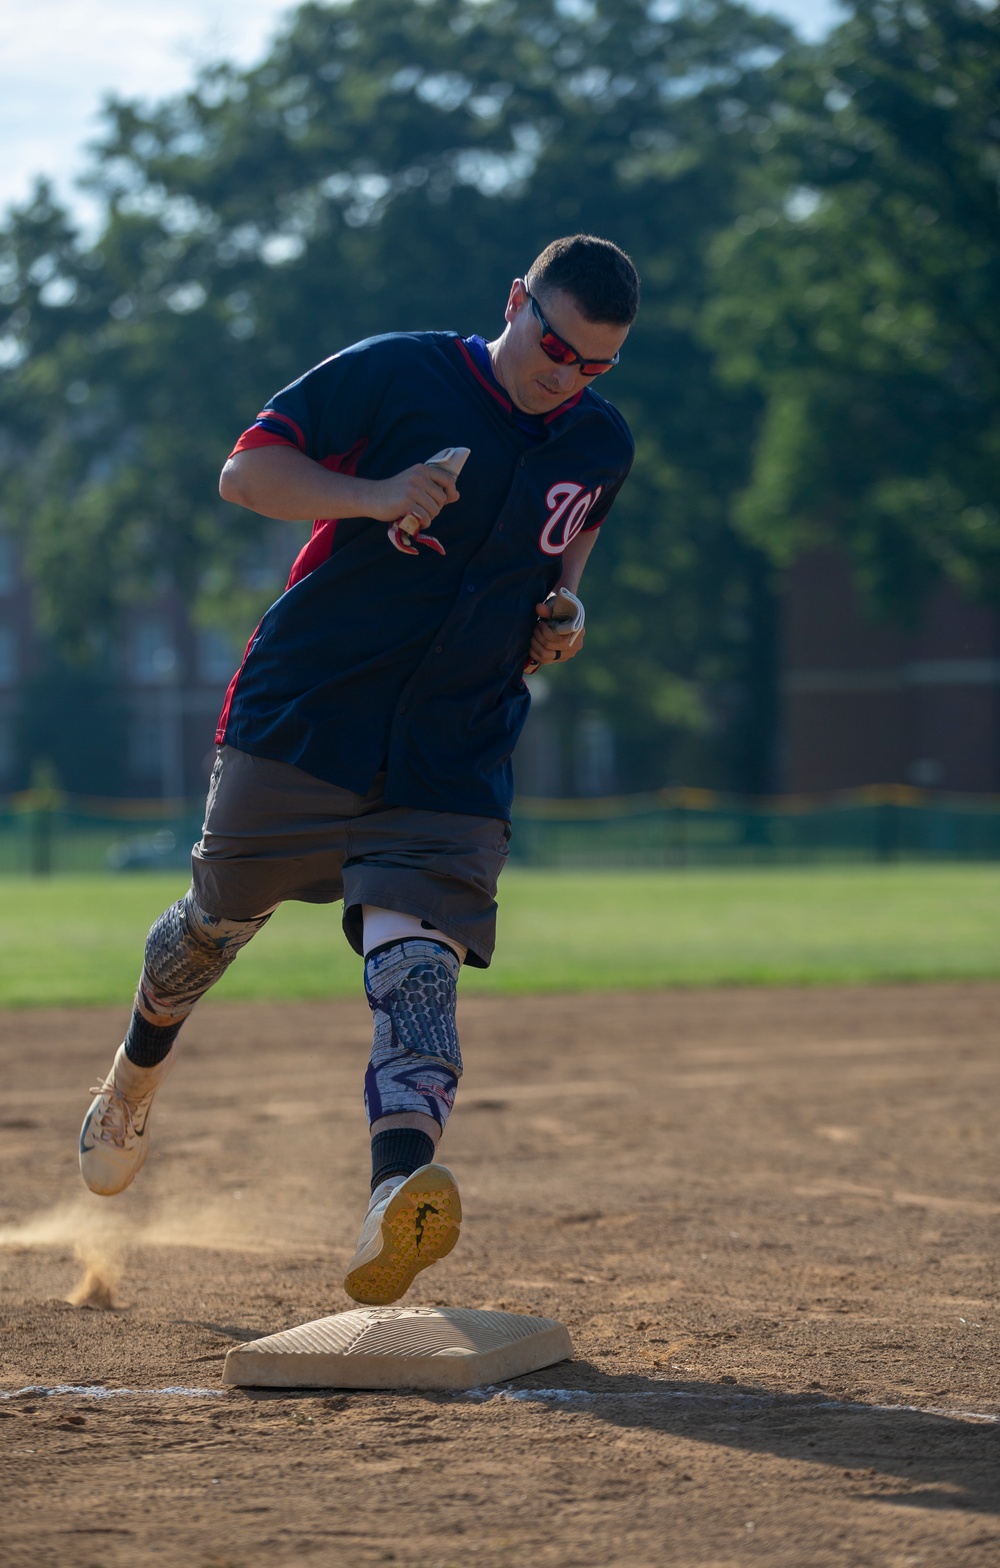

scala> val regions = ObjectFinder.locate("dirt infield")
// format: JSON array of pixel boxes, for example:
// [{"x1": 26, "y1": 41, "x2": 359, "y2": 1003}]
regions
[{"x1": 1, "y1": 984, "x2": 997, "y2": 1567}]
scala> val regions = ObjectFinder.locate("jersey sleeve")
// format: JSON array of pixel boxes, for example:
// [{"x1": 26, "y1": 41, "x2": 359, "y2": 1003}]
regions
[
  {"x1": 571, "y1": 392, "x2": 635, "y2": 532},
  {"x1": 583, "y1": 441, "x2": 634, "y2": 531},
  {"x1": 227, "y1": 339, "x2": 393, "y2": 463}
]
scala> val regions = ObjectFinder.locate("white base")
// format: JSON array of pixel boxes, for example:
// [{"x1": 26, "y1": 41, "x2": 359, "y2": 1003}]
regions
[{"x1": 222, "y1": 1306, "x2": 573, "y2": 1391}]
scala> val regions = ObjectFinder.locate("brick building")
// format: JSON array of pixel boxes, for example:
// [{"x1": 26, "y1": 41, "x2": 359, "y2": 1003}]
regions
[{"x1": 783, "y1": 548, "x2": 1000, "y2": 794}]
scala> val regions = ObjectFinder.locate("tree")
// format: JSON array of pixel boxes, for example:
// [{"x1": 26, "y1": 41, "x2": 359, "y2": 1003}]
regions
[
  {"x1": 705, "y1": 0, "x2": 1000, "y2": 621},
  {"x1": 1, "y1": 0, "x2": 792, "y2": 792}
]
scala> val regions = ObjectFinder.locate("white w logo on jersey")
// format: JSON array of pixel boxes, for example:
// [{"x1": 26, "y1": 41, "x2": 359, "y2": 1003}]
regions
[{"x1": 539, "y1": 481, "x2": 603, "y2": 556}]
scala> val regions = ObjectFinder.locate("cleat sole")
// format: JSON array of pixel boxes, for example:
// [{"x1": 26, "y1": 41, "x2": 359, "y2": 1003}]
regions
[{"x1": 344, "y1": 1165, "x2": 462, "y2": 1306}]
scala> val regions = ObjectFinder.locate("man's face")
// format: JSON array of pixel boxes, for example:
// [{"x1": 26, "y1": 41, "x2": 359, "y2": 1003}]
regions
[{"x1": 499, "y1": 278, "x2": 630, "y2": 415}]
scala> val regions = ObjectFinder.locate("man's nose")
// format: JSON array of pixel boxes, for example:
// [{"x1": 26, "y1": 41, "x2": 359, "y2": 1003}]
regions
[{"x1": 548, "y1": 363, "x2": 578, "y2": 391}]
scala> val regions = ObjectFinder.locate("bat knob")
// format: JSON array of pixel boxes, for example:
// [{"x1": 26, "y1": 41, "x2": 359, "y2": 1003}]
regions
[{"x1": 388, "y1": 523, "x2": 419, "y2": 555}]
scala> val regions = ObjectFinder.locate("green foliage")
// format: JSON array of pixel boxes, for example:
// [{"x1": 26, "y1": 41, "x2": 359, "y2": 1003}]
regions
[{"x1": 706, "y1": 0, "x2": 1000, "y2": 618}]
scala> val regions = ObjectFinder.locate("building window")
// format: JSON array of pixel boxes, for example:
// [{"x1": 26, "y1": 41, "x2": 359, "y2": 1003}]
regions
[
  {"x1": 0, "y1": 623, "x2": 17, "y2": 685},
  {"x1": 198, "y1": 628, "x2": 238, "y2": 684},
  {"x1": 128, "y1": 716, "x2": 161, "y2": 777},
  {"x1": 907, "y1": 758, "x2": 943, "y2": 788},
  {"x1": 131, "y1": 618, "x2": 176, "y2": 683},
  {"x1": 574, "y1": 711, "x2": 615, "y2": 797}
]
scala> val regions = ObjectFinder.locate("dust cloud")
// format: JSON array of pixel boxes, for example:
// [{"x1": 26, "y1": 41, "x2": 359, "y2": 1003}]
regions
[
  {"x1": 66, "y1": 1237, "x2": 124, "y2": 1309},
  {"x1": 0, "y1": 1196, "x2": 275, "y2": 1310},
  {"x1": 0, "y1": 1201, "x2": 127, "y2": 1310}
]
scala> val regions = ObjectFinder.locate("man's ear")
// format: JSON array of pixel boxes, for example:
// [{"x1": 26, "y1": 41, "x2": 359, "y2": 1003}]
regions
[{"x1": 504, "y1": 277, "x2": 528, "y2": 326}]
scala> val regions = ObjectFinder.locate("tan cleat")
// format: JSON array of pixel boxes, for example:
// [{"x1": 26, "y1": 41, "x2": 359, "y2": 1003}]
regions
[
  {"x1": 79, "y1": 1044, "x2": 175, "y2": 1196},
  {"x1": 344, "y1": 1163, "x2": 462, "y2": 1306}
]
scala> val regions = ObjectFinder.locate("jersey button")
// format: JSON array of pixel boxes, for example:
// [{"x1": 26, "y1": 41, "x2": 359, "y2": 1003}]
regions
[
  {"x1": 498, "y1": 523, "x2": 505, "y2": 532},
  {"x1": 434, "y1": 645, "x2": 443, "y2": 654},
  {"x1": 519, "y1": 457, "x2": 526, "y2": 467},
  {"x1": 467, "y1": 583, "x2": 476, "y2": 593}
]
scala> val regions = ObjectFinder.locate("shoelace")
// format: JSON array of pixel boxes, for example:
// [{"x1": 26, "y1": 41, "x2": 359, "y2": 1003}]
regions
[{"x1": 87, "y1": 1080, "x2": 137, "y2": 1148}]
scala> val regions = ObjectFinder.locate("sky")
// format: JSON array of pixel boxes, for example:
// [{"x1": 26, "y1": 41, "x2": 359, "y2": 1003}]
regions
[{"x1": 0, "y1": 0, "x2": 846, "y2": 225}]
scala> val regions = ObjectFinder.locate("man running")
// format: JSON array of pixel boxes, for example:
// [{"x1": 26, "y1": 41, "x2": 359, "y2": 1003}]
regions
[{"x1": 79, "y1": 233, "x2": 638, "y2": 1305}]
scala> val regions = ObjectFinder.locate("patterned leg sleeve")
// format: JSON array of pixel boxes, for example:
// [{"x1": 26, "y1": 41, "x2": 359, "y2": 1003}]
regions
[
  {"x1": 363, "y1": 939, "x2": 462, "y2": 1130},
  {"x1": 124, "y1": 892, "x2": 273, "y2": 1066}
]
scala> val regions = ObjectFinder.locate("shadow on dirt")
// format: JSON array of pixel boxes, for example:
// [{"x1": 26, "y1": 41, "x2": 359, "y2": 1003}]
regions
[
  {"x1": 491, "y1": 1366, "x2": 999, "y2": 1515},
  {"x1": 187, "y1": 1319, "x2": 271, "y2": 1342},
  {"x1": 227, "y1": 1364, "x2": 997, "y2": 1515}
]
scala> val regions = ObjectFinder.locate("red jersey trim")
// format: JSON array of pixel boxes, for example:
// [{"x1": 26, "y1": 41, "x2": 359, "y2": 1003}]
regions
[
  {"x1": 454, "y1": 336, "x2": 586, "y2": 424},
  {"x1": 286, "y1": 520, "x2": 339, "y2": 589},
  {"x1": 214, "y1": 620, "x2": 262, "y2": 745},
  {"x1": 215, "y1": 437, "x2": 369, "y2": 744},
  {"x1": 257, "y1": 409, "x2": 307, "y2": 449},
  {"x1": 284, "y1": 437, "x2": 369, "y2": 588},
  {"x1": 454, "y1": 337, "x2": 512, "y2": 411},
  {"x1": 228, "y1": 427, "x2": 296, "y2": 460},
  {"x1": 544, "y1": 389, "x2": 584, "y2": 422}
]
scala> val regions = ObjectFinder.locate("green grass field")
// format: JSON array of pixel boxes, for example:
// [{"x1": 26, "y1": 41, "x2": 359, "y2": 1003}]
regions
[{"x1": 1, "y1": 864, "x2": 997, "y2": 1007}]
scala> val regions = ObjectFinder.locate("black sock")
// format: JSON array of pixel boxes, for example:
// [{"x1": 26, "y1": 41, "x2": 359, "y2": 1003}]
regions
[
  {"x1": 123, "y1": 1007, "x2": 182, "y2": 1068},
  {"x1": 370, "y1": 1128, "x2": 436, "y2": 1192}
]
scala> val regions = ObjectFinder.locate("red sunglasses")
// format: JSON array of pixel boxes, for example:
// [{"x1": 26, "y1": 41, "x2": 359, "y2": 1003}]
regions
[{"x1": 525, "y1": 286, "x2": 620, "y2": 377}]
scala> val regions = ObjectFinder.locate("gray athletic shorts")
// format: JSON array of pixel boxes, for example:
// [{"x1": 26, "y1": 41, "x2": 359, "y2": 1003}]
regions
[{"x1": 190, "y1": 746, "x2": 510, "y2": 968}]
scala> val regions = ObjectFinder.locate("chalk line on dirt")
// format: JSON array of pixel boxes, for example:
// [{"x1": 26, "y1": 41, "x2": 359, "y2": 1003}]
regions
[
  {"x1": 461, "y1": 1387, "x2": 999, "y2": 1424},
  {"x1": 1, "y1": 1385, "x2": 222, "y2": 1400}
]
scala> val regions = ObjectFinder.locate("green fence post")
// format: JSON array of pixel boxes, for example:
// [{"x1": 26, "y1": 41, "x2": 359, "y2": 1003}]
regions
[
  {"x1": 25, "y1": 763, "x2": 64, "y2": 876},
  {"x1": 876, "y1": 801, "x2": 897, "y2": 863},
  {"x1": 30, "y1": 801, "x2": 53, "y2": 875}
]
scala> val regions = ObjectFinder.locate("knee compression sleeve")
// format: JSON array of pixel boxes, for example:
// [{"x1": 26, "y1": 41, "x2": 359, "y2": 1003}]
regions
[
  {"x1": 125, "y1": 893, "x2": 273, "y2": 1065},
  {"x1": 363, "y1": 939, "x2": 462, "y2": 1130}
]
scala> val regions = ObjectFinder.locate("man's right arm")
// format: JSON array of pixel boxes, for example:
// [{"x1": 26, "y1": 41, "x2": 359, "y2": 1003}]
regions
[{"x1": 219, "y1": 445, "x2": 459, "y2": 527}]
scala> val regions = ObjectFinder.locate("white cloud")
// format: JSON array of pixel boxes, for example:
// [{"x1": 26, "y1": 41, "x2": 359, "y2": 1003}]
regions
[{"x1": 0, "y1": 0, "x2": 297, "y2": 220}]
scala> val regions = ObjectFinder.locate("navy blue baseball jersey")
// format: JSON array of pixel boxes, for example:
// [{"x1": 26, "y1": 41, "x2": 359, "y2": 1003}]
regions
[{"x1": 217, "y1": 330, "x2": 633, "y2": 819}]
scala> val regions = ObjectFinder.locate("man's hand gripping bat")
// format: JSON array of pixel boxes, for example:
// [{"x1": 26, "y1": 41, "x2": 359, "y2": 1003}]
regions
[
  {"x1": 388, "y1": 446, "x2": 470, "y2": 556},
  {"x1": 524, "y1": 588, "x2": 586, "y2": 675}
]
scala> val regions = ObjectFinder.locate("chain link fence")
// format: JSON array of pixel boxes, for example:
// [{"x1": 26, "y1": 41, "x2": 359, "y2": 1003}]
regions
[
  {"x1": 2, "y1": 785, "x2": 999, "y2": 875},
  {"x1": 508, "y1": 786, "x2": 1000, "y2": 867}
]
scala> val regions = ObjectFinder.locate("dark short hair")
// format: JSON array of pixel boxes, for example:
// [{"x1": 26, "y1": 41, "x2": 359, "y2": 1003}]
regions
[{"x1": 526, "y1": 235, "x2": 640, "y2": 326}]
